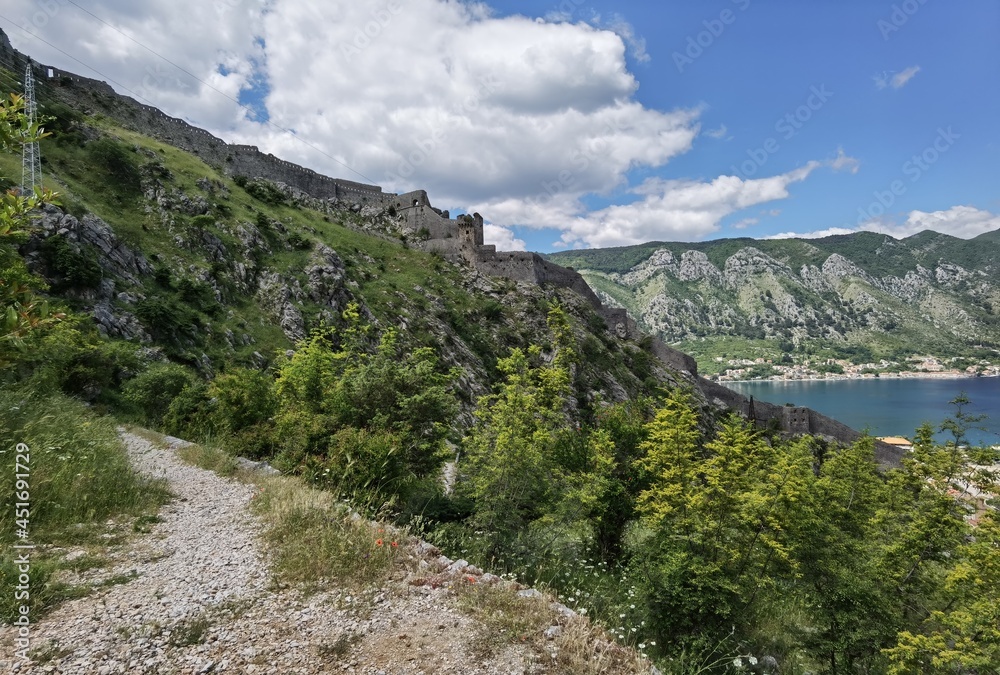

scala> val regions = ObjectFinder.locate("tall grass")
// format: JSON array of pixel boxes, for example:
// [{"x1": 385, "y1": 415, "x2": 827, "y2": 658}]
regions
[
  {"x1": 251, "y1": 473, "x2": 402, "y2": 591},
  {"x1": 0, "y1": 385, "x2": 170, "y2": 621}
]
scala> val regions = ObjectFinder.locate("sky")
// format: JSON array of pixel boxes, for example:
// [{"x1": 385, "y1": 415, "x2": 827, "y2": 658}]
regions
[{"x1": 1, "y1": 0, "x2": 998, "y2": 252}]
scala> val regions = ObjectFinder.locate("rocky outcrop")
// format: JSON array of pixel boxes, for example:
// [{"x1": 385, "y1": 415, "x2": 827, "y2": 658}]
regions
[
  {"x1": 256, "y1": 272, "x2": 306, "y2": 342},
  {"x1": 27, "y1": 206, "x2": 153, "y2": 285},
  {"x1": 678, "y1": 250, "x2": 723, "y2": 284}
]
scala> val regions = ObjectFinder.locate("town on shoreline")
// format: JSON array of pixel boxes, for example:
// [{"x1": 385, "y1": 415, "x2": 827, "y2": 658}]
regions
[{"x1": 711, "y1": 354, "x2": 1000, "y2": 383}]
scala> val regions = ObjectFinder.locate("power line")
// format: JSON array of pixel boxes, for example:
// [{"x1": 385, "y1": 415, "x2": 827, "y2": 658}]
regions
[{"x1": 0, "y1": 8, "x2": 379, "y2": 186}]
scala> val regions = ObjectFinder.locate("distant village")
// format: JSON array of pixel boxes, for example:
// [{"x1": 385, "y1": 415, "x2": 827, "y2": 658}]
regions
[{"x1": 711, "y1": 355, "x2": 1000, "y2": 383}]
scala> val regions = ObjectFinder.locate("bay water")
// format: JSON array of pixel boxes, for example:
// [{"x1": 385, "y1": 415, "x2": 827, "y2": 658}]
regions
[{"x1": 728, "y1": 376, "x2": 1000, "y2": 447}]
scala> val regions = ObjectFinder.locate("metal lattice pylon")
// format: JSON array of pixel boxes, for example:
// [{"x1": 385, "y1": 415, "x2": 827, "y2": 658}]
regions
[{"x1": 21, "y1": 63, "x2": 42, "y2": 194}]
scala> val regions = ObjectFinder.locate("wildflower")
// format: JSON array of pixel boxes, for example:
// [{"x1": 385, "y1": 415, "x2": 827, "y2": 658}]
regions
[
  {"x1": 375, "y1": 539, "x2": 383, "y2": 547},
  {"x1": 466, "y1": 575, "x2": 477, "y2": 584},
  {"x1": 390, "y1": 541, "x2": 398, "y2": 547}
]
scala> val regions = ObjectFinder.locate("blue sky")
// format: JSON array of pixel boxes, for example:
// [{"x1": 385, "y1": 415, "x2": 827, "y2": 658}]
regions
[
  {"x1": 486, "y1": 0, "x2": 1000, "y2": 249},
  {"x1": 5, "y1": 0, "x2": 999, "y2": 251}
]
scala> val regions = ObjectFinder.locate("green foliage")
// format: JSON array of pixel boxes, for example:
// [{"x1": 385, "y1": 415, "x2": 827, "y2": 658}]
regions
[
  {"x1": 39, "y1": 234, "x2": 103, "y2": 290},
  {"x1": 86, "y1": 137, "x2": 142, "y2": 202},
  {"x1": 242, "y1": 178, "x2": 288, "y2": 206},
  {"x1": 885, "y1": 512, "x2": 1000, "y2": 673},
  {"x1": 458, "y1": 307, "x2": 619, "y2": 564},
  {"x1": 14, "y1": 321, "x2": 144, "y2": 403},
  {"x1": 136, "y1": 293, "x2": 202, "y2": 345},
  {"x1": 122, "y1": 362, "x2": 196, "y2": 427},
  {"x1": 271, "y1": 304, "x2": 458, "y2": 505},
  {"x1": 42, "y1": 101, "x2": 84, "y2": 146},
  {"x1": 0, "y1": 386, "x2": 169, "y2": 621},
  {"x1": 1, "y1": 95, "x2": 62, "y2": 356}
]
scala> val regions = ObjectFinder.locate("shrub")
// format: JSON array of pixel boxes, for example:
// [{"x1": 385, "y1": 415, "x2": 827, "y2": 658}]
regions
[
  {"x1": 122, "y1": 362, "x2": 195, "y2": 427},
  {"x1": 209, "y1": 368, "x2": 276, "y2": 432},
  {"x1": 86, "y1": 137, "x2": 142, "y2": 201},
  {"x1": 243, "y1": 179, "x2": 288, "y2": 206},
  {"x1": 39, "y1": 234, "x2": 103, "y2": 291},
  {"x1": 162, "y1": 381, "x2": 215, "y2": 439},
  {"x1": 15, "y1": 322, "x2": 143, "y2": 403}
]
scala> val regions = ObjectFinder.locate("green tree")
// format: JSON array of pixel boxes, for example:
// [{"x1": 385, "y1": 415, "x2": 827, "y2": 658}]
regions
[
  {"x1": 461, "y1": 306, "x2": 608, "y2": 556},
  {"x1": 272, "y1": 304, "x2": 458, "y2": 503},
  {"x1": 1, "y1": 93, "x2": 61, "y2": 359},
  {"x1": 885, "y1": 512, "x2": 1000, "y2": 674}
]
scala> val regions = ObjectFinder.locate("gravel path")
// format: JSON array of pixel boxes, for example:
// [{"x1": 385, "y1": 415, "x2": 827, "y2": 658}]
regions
[{"x1": 1, "y1": 431, "x2": 538, "y2": 674}]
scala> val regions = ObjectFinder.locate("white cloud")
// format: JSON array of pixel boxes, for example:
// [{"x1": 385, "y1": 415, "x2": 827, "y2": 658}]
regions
[
  {"x1": 7, "y1": 0, "x2": 269, "y2": 131},
  {"x1": 705, "y1": 124, "x2": 729, "y2": 140},
  {"x1": 874, "y1": 65, "x2": 921, "y2": 90},
  {"x1": 11, "y1": 0, "x2": 697, "y2": 206},
  {"x1": 598, "y1": 14, "x2": 650, "y2": 63},
  {"x1": 483, "y1": 224, "x2": 526, "y2": 251},
  {"x1": 830, "y1": 146, "x2": 860, "y2": 174},
  {"x1": 770, "y1": 206, "x2": 1000, "y2": 240},
  {"x1": 894, "y1": 206, "x2": 1000, "y2": 238},
  {"x1": 732, "y1": 217, "x2": 758, "y2": 229},
  {"x1": 479, "y1": 162, "x2": 823, "y2": 248},
  {"x1": 6, "y1": 1, "x2": 849, "y2": 249}
]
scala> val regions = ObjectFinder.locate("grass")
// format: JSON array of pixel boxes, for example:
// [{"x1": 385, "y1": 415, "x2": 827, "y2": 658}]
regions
[
  {"x1": 453, "y1": 582, "x2": 651, "y2": 674},
  {"x1": 0, "y1": 386, "x2": 171, "y2": 623},
  {"x1": 167, "y1": 612, "x2": 213, "y2": 647},
  {"x1": 251, "y1": 473, "x2": 403, "y2": 591},
  {"x1": 153, "y1": 432, "x2": 404, "y2": 592}
]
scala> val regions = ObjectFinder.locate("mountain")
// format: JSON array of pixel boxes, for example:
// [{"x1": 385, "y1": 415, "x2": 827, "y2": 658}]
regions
[
  {"x1": 0, "y1": 31, "x2": 908, "y2": 463},
  {"x1": 546, "y1": 232, "x2": 1000, "y2": 374}
]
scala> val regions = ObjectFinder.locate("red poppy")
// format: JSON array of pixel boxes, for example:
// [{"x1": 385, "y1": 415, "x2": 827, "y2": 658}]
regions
[
  {"x1": 376, "y1": 539, "x2": 384, "y2": 547},
  {"x1": 390, "y1": 541, "x2": 398, "y2": 547}
]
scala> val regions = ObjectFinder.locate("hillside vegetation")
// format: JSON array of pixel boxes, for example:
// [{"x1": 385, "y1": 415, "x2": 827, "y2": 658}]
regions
[
  {"x1": 546, "y1": 232, "x2": 1000, "y2": 374},
  {"x1": 1, "y1": 64, "x2": 999, "y2": 675}
]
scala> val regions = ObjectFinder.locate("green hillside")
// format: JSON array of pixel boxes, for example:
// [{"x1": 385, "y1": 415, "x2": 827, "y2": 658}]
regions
[{"x1": 547, "y1": 228, "x2": 1000, "y2": 373}]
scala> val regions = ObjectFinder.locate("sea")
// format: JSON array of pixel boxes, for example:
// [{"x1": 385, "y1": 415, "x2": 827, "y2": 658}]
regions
[{"x1": 728, "y1": 376, "x2": 1000, "y2": 447}]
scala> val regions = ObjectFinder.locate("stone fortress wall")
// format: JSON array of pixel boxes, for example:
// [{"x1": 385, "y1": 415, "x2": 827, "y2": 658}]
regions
[{"x1": 1, "y1": 31, "x2": 901, "y2": 466}]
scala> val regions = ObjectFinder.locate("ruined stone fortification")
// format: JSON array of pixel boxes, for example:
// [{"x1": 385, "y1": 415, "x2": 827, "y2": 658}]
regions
[{"x1": 1, "y1": 32, "x2": 902, "y2": 465}]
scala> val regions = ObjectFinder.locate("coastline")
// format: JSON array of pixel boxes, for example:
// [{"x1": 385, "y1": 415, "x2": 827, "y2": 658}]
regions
[{"x1": 720, "y1": 371, "x2": 1000, "y2": 384}]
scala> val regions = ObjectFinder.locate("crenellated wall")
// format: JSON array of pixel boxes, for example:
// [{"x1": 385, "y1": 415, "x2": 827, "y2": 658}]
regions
[
  {"x1": 0, "y1": 27, "x2": 902, "y2": 464},
  {"x1": 25, "y1": 57, "x2": 386, "y2": 205}
]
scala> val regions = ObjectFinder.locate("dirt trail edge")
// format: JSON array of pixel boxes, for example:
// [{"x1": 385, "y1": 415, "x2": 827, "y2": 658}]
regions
[{"x1": 3, "y1": 430, "x2": 557, "y2": 674}]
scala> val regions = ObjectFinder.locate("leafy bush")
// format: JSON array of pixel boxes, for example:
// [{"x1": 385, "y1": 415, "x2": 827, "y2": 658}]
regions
[
  {"x1": 39, "y1": 234, "x2": 102, "y2": 291},
  {"x1": 12, "y1": 322, "x2": 144, "y2": 403},
  {"x1": 162, "y1": 380, "x2": 215, "y2": 439},
  {"x1": 242, "y1": 178, "x2": 288, "y2": 206},
  {"x1": 86, "y1": 137, "x2": 141, "y2": 201},
  {"x1": 136, "y1": 294, "x2": 201, "y2": 344},
  {"x1": 122, "y1": 362, "x2": 196, "y2": 427}
]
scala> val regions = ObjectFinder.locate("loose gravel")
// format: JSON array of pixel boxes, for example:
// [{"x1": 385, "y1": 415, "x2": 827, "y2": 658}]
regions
[{"x1": 1, "y1": 431, "x2": 537, "y2": 674}]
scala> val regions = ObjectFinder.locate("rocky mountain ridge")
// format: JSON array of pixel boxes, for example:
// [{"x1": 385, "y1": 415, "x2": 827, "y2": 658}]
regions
[{"x1": 548, "y1": 232, "x2": 1000, "y2": 369}]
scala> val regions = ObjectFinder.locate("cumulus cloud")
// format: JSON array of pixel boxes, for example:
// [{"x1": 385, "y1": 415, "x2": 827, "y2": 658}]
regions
[
  {"x1": 5, "y1": 0, "x2": 269, "y2": 131},
  {"x1": 6, "y1": 0, "x2": 843, "y2": 249},
  {"x1": 769, "y1": 206, "x2": 1000, "y2": 240},
  {"x1": 478, "y1": 162, "x2": 822, "y2": 248},
  {"x1": 483, "y1": 224, "x2": 526, "y2": 251},
  {"x1": 874, "y1": 65, "x2": 921, "y2": 90}
]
